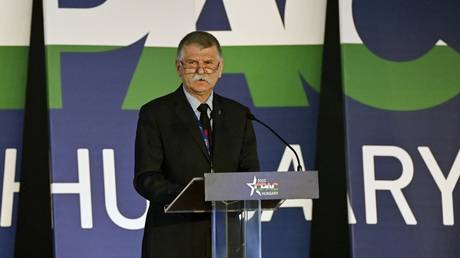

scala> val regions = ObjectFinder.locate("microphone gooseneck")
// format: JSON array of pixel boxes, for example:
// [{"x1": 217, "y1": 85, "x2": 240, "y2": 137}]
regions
[{"x1": 246, "y1": 113, "x2": 303, "y2": 171}]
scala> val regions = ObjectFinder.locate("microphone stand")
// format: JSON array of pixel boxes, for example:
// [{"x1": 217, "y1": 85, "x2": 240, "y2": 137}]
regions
[{"x1": 246, "y1": 113, "x2": 303, "y2": 171}]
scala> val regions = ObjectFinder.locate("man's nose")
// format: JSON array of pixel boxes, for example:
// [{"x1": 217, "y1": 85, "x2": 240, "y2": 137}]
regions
[{"x1": 196, "y1": 66, "x2": 205, "y2": 74}]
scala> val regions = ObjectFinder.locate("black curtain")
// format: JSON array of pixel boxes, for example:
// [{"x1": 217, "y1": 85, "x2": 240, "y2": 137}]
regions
[
  {"x1": 14, "y1": 0, "x2": 53, "y2": 257},
  {"x1": 310, "y1": 0, "x2": 351, "y2": 257}
]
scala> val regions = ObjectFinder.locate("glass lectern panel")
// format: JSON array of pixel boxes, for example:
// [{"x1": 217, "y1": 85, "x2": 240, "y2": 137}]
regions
[{"x1": 212, "y1": 200, "x2": 262, "y2": 258}]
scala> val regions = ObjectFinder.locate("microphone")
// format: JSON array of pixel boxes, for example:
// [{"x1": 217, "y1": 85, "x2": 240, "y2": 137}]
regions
[{"x1": 246, "y1": 113, "x2": 303, "y2": 171}]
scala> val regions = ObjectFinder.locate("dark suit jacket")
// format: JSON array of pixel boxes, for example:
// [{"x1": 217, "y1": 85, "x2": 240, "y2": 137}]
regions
[{"x1": 134, "y1": 86, "x2": 260, "y2": 258}]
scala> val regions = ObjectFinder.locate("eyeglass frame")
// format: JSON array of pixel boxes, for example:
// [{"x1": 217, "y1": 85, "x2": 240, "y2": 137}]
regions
[{"x1": 178, "y1": 59, "x2": 221, "y2": 74}]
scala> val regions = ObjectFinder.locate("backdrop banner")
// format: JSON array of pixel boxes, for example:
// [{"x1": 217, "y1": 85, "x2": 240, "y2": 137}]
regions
[
  {"x1": 44, "y1": 1, "x2": 326, "y2": 257},
  {"x1": 0, "y1": 1, "x2": 32, "y2": 258},
  {"x1": 339, "y1": 0, "x2": 460, "y2": 257}
]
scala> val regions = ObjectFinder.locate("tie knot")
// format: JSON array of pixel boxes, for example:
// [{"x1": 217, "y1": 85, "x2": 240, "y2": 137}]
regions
[{"x1": 197, "y1": 103, "x2": 209, "y2": 114}]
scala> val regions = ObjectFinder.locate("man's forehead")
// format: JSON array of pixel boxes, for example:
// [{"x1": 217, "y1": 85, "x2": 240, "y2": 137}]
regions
[{"x1": 181, "y1": 44, "x2": 220, "y2": 57}]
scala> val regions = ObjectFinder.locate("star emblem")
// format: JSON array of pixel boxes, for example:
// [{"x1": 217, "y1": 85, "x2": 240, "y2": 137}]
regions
[{"x1": 246, "y1": 176, "x2": 261, "y2": 196}]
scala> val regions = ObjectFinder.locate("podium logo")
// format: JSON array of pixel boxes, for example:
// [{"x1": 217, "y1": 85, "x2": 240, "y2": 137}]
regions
[{"x1": 246, "y1": 176, "x2": 279, "y2": 197}]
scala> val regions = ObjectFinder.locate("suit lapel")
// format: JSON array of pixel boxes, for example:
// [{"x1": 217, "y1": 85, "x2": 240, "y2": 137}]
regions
[
  {"x1": 211, "y1": 94, "x2": 225, "y2": 167},
  {"x1": 173, "y1": 87, "x2": 211, "y2": 162}
]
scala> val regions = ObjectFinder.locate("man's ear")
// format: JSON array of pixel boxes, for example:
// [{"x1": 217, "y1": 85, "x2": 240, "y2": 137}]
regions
[
  {"x1": 175, "y1": 60, "x2": 181, "y2": 75},
  {"x1": 218, "y1": 59, "x2": 224, "y2": 78}
]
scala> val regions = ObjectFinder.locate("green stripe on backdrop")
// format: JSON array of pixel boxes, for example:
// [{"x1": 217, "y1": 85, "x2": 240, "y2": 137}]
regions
[
  {"x1": 0, "y1": 46, "x2": 29, "y2": 109},
  {"x1": 46, "y1": 45, "x2": 323, "y2": 109},
  {"x1": 341, "y1": 44, "x2": 460, "y2": 111}
]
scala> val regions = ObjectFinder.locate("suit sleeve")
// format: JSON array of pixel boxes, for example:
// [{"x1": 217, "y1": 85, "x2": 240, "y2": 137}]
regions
[
  {"x1": 238, "y1": 108, "x2": 260, "y2": 172},
  {"x1": 133, "y1": 106, "x2": 182, "y2": 204}
]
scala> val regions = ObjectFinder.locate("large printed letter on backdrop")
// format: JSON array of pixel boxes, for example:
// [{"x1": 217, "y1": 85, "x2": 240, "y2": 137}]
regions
[
  {"x1": 43, "y1": 1, "x2": 326, "y2": 257},
  {"x1": 339, "y1": 0, "x2": 460, "y2": 257},
  {"x1": 0, "y1": 1, "x2": 32, "y2": 258}
]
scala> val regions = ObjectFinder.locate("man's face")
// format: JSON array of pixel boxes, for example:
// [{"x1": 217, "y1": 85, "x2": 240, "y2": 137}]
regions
[{"x1": 176, "y1": 44, "x2": 223, "y2": 101}]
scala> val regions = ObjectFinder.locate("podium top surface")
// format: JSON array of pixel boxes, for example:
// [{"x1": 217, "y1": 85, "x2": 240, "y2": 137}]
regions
[
  {"x1": 164, "y1": 177, "x2": 282, "y2": 213},
  {"x1": 164, "y1": 171, "x2": 318, "y2": 213},
  {"x1": 164, "y1": 178, "x2": 210, "y2": 213}
]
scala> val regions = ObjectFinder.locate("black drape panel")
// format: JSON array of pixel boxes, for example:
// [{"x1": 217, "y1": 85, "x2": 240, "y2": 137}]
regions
[
  {"x1": 310, "y1": 0, "x2": 351, "y2": 257},
  {"x1": 15, "y1": 0, "x2": 53, "y2": 257}
]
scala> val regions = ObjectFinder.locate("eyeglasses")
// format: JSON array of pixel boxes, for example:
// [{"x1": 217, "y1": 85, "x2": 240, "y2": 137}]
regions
[{"x1": 179, "y1": 59, "x2": 220, "y2": 74}]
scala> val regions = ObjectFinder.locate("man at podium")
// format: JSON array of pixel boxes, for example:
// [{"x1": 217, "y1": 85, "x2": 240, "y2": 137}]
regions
[{"x1": 134, "y1": 31, "x2": 260, "y2": 258}]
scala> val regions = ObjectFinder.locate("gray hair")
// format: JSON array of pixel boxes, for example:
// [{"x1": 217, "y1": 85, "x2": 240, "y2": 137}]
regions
[{"x1": 176, "y1": 31, "x2": 222, "y2": 60}]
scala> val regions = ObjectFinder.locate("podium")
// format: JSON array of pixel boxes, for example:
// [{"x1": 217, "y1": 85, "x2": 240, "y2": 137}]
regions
[{"x1": 165, "y1": 171, "x2": 319, "y2": 258}]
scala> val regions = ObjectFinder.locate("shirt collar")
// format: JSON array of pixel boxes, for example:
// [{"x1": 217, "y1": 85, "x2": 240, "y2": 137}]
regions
[{"x1": 182, "y1": 85, "x2": 213, "y2": 118}]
